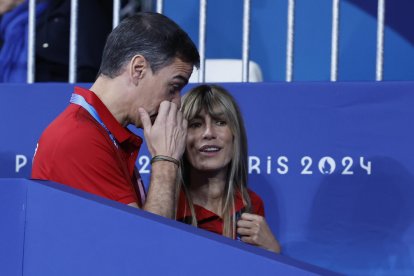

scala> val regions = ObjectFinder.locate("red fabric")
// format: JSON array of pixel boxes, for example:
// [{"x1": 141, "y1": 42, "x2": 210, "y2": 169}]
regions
[
  {"x1": 176, "y1": 189, "x2": 265, "y2": 236},
  {"x1": 32, "y1": 87, "x2": 143, "y2": 205}
]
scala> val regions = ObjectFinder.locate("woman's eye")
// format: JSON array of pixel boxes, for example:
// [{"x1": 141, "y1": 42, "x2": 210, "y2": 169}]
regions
[
  {"x1": 216, "y1": 120, "x2": 227, "y2": 126},
  {"x1": 189, "y1": 122, "x2": 201, "y2": 128}
]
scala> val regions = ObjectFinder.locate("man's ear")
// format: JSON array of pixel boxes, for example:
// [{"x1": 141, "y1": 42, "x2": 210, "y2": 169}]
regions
[{"x1": 129, "y1": 55, "x2": 148, "y2": 85}]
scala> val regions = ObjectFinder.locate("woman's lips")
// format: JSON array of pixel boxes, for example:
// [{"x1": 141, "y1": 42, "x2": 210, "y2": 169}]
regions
[{"x1": 199, "y1": 145, "x2": 221, "y2": 152}]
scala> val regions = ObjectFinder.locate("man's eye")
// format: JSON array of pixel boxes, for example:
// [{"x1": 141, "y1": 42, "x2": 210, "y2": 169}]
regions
[
  {"x1": 170, "y1": 84, "x2": 182, "y2": 94},
  {"x1": 169, "y1": 87, "x2": 178, "y2": 94}
]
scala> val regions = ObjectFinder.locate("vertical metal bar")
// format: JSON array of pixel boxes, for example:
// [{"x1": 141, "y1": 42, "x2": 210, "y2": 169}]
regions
[
  {"x1": 286, "y1": 0, "x2": 295, "y2": 82},
  {"x1": 113, "y1": 0, "x2": 121, "y2": 29},
  {"x1": 27, "y1": 0, "x2": 36, "y2": 83},
  {"x1": 242, "y1": 0, "x2": 251, "y2": 82},
  {"x1": 330, "y1": 0, "x2": 340, "y2": 82},
  {"x1": 156, "y1": 0, "x2": 163, "y2": 14},
  {"x1": 69, "y1": 0, "x2": 78, "y2": 83},
  {"x1": 376, "y1": 0, "x2": 385, "y2": 81},
  {"x1": 198, "y1": 0, "x2": 207, "y2": 82}
]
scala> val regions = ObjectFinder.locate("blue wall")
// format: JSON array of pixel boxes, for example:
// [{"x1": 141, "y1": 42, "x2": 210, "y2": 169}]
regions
[{"x1": 2, "y1": 82, "x2": 414, "y2": 275}]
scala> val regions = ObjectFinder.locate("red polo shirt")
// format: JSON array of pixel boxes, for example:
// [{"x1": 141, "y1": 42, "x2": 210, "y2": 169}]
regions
[
  {"x1": 32, "y1": 87, "x2": 143, "y2": 205},
  {"x1": 176, "y1": 189, "x2": 265, "y2": 236}
]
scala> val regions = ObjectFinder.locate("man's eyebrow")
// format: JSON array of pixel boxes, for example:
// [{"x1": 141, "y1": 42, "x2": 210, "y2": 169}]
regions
[{"x1": 173, "y1": 75, "x2": 189, "y2": 85}]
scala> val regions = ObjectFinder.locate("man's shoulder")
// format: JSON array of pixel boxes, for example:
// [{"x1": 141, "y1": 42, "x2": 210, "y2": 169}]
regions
[
  {"x1": 44, "y1": 105, "x2": 105, "y2": 140},
  {"x1": 38, "y1": 105, "x2": 112, "y2": 158}
]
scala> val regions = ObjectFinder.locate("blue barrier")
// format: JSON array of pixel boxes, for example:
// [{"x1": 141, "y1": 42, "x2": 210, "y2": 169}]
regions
[
  {"x1": 1, "y1": 82, "x2": 414, "y2": 275},
  {"x1": 0, "y1": 179, "x2": 333, "y2": 275}
]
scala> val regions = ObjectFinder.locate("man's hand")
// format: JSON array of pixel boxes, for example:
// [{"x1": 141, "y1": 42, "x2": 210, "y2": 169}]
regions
[
  {"x1": 138, "y1": 101, "x2": 186, "y2": 218},
  {"x1": 237, "y1": 213, "x2": 281, "y2": 253},
  {"x1": 139, "y1": 101, "x2": 187, "y2": 160}
]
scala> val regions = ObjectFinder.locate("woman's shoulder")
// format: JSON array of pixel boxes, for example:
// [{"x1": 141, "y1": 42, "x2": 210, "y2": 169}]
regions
[
  {"x1": 247, "y1": 189, "x2": 265, "y2": 216},
  {"x1": 247, "y1": 189, "x2": 263, "y2": 202}
]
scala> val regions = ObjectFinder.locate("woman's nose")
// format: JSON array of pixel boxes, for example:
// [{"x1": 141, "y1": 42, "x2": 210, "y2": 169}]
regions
[{"x1": 202, "y1": 123, "x2": 216, "y2": 139}]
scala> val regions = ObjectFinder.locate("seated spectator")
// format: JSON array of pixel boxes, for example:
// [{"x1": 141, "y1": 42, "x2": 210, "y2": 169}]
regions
[
  {"x1": 1, "y1": 0, "x2": 146, "y2": 82},
  {"x1": 0, "y1": 0, "x2": 46, "y2": 82},
  {"x1": 35, "y1": 0, "x2": 113, "y2": 82},
  {"x1": 176, "y1": 84, "x2": 281, "y2": 253}
]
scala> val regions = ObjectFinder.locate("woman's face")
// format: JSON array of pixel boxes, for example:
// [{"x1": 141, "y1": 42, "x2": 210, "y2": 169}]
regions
[{"x1": 185, "y1": 109, "x2": 234, "y2": 173}]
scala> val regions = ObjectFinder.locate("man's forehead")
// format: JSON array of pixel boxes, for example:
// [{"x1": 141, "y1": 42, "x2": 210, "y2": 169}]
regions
[{"x1": 159, "y1": 58, "x2": 193, "y2": 79}]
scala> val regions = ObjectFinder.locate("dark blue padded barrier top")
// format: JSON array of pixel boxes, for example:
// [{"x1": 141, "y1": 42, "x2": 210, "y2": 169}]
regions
[{"x1": 0, "y1": 179, "x2": 335, "y2": 275}]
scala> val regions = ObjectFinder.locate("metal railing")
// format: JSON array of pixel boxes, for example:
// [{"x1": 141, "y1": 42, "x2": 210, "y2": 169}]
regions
[
  {"x1": 376, "y1": 0, "x2": 385, "y2": 81},
  {"x1": 26, "y1": 0, "x2": 386, "y2": 83},
  {"x1": 27, "y1": 0, "x2": 36, "y2": 83},
  {"x1": 198, "y1": 0, "x2": 207, "y2": 82},
  {"x1": 68, "y1": 0, "x2": 78, "y2": 83},
  {"x1": 330, "y1": 0, "x2": 340, "y2": 82},
  {"x1": 286, "y1": 0, "x2": 295, "y2": 82}
]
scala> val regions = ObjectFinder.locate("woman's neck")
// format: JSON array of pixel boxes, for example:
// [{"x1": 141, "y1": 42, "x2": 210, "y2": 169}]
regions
[{"x1": 188, "y1": 169, "x2": 227, "y2": 215}]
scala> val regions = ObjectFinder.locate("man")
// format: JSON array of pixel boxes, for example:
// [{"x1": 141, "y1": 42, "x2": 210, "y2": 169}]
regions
[{"x1": 31, "y1": 12, "x2": 200, "y2": 219}]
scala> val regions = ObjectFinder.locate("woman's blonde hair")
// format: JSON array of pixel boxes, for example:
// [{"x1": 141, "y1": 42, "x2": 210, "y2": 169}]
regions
[{"x1": 177, "y1": 84, "x2": 251, "y2": 238}]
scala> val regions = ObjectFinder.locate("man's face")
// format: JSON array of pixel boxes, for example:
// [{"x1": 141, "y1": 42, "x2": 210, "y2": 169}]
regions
[{"x1": 133, "y1": 57, "x2": 193, "y2": 128}]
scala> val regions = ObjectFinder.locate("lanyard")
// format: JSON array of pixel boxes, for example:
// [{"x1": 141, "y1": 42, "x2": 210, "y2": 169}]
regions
[
  {"x1": 70, "y1": 93, "x2": 146, "y2": 205},
  {"x1": 70, "y1": 93, "x2": 118, "y2": 148}
]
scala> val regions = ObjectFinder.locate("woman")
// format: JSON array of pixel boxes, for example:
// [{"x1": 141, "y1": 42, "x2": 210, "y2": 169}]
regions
[{"x1": 176, "y1": 84, "x2": 281, "y2": 253}]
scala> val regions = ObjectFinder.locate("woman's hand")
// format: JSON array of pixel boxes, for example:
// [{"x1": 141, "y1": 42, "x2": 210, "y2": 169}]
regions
[{"x1": 236, "y1": 213, "x2": 281, "y2": 253}]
